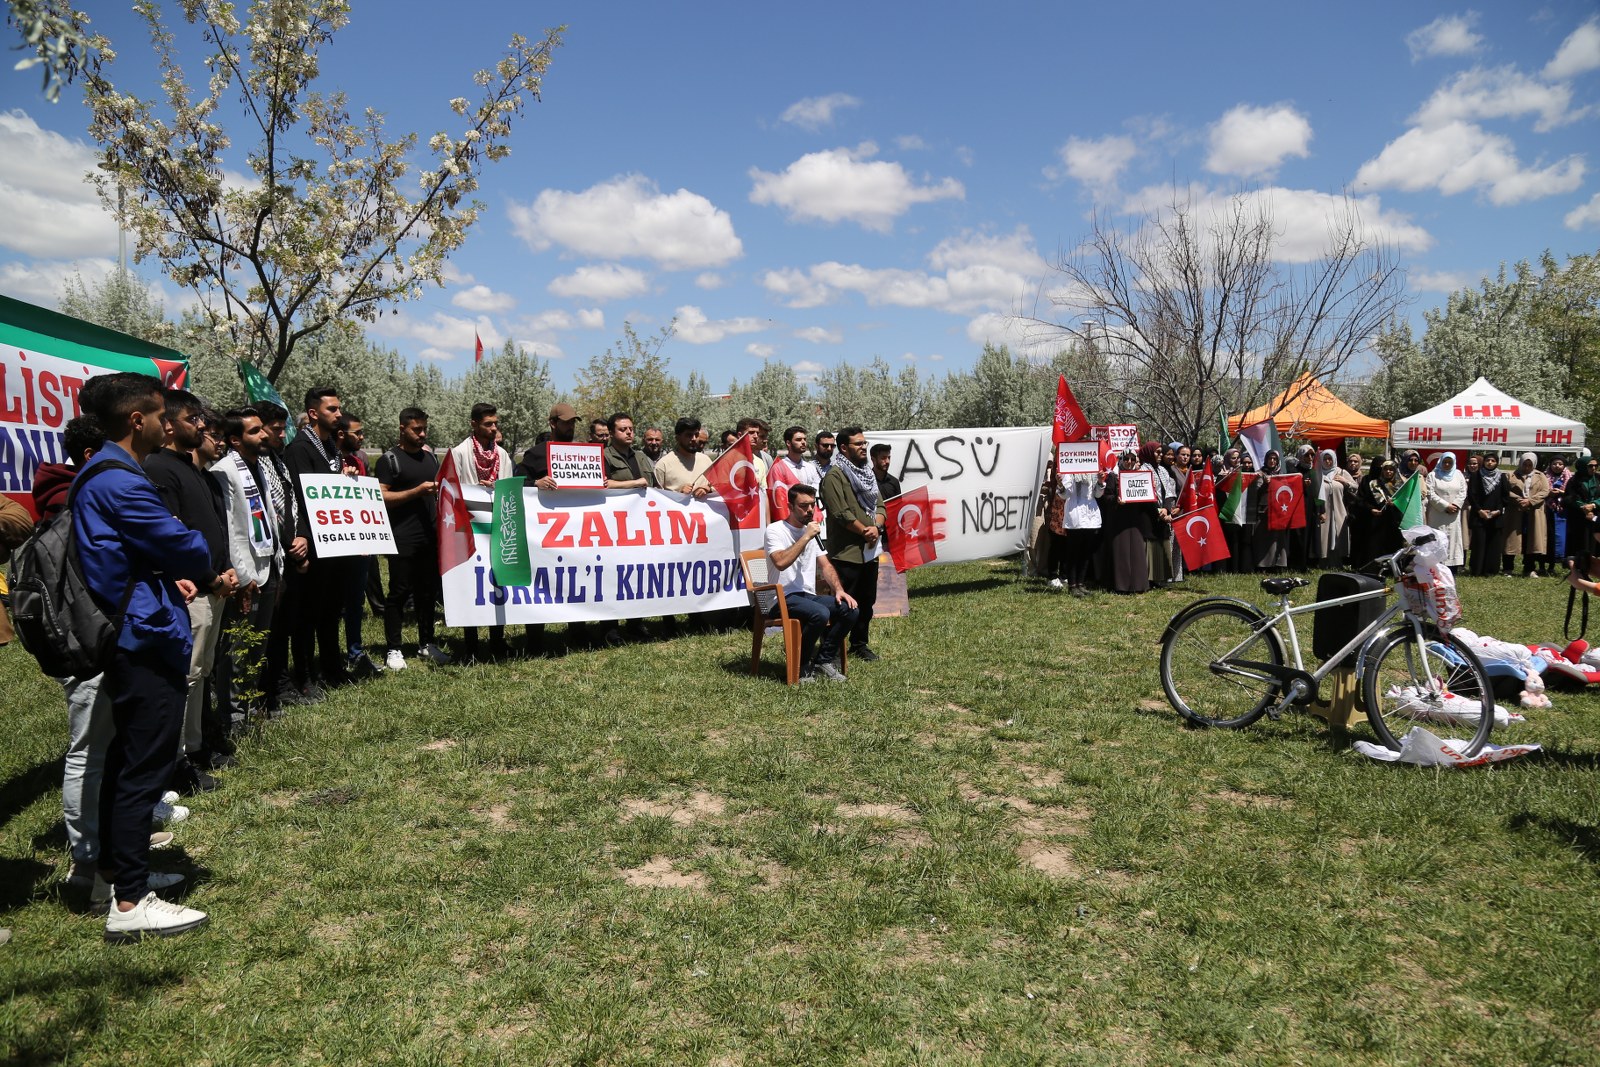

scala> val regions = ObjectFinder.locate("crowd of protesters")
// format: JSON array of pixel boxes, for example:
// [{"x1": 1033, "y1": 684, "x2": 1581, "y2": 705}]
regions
[
  {"x1": 1037, "y1": 439, "x2": 1599, "y2": 596},
  {"x1": 0, "y1": 380, "x2": 903, "y2": 941}
]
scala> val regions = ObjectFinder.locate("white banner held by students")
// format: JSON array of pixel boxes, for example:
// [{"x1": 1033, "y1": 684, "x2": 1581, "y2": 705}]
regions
[
  {"x1": 864, "y1": 426, "x2": 1050, "y2": 564},
  {"x1": 442, "y1": 485, "x2": 755, "y2": 625},
  {"x1": 299, "y1": 474, "x2": 396, "y2": 557}
]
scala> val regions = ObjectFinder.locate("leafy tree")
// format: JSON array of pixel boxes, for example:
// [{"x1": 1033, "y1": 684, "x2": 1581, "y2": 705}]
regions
[
  {"x1": 59, "y1": 267, "x2": 175, "y2": 347},
  {"x1": 464, "y1": 339, "x2": 552, "y2": 454},
  {"x1": 727, "y1": 361, "x2": 812, "y2": 437},
  {"x1": 1530, "y1": 250, "x2": 1600, "y2": 425},
  {"x1": 83, "y1": 0, "x2": 562, "y2": 382},
  {"x1": 675, "y1": 368, "x2": 729, "y2": 434},
  {"x1": 6, "y1": 0, "x2": 102, "y2": 101},
  {"x1": 1043, "y1": 190, "x2": 1406, "y2": 443},
  {"x1": 571, "y1": 322, "x2": 680, "y2": 431}
]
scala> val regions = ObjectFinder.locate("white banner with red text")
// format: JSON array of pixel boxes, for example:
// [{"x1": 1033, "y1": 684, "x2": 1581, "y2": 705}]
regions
[
  {"x1": 442, "y1": 485, "x2": 757, "y2": 626},
  {"x1": 864, "y1": 426, "x2": 1050, "y2": 565}
]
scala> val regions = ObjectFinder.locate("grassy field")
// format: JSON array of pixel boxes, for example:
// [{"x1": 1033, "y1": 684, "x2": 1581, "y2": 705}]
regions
[{"x1": 1, "y1": 559, "x2": 1598, "y2": 1065}]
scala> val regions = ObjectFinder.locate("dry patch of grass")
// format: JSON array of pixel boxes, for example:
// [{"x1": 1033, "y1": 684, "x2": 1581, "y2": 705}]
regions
[
  {"x1": 621, "y1": 789, "x2": 728, "y2": 825},
  {"x1": 618, "y1": 856, "x2": 709, "y2": 891},
  {"x1": 419, "y1": 738, "x2": 457, "y2": 751}
]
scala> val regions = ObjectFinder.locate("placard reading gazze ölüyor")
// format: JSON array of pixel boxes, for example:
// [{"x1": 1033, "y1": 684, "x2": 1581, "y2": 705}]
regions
[
  {"x1": 546, "y1": 443, "x2": 606, "y2": 488},
  {"x1": 299, "y1": 474, "x2": 396, "y2": 557}
]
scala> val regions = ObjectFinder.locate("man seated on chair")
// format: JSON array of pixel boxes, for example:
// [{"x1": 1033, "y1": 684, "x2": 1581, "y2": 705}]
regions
[{"x1": 765, "y1": 483, "x2": 859, "y2": 682}]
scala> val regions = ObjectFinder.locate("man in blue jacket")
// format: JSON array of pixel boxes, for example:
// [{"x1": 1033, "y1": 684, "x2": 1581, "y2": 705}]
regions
[{"x1": 75, "y1": 372, "x2": 214, "y2": 942}]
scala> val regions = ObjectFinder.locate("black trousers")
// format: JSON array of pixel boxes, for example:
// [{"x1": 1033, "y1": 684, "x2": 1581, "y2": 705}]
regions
[
  {"x1": 100, "y1": 647, "x2": 185, "y2": 903},
  {"x1": 1470, "y1": 523, "x2": 1507, "y2": 576},
  {"x1": 283, "y1": 556, "x2": 349, "y2": 687},
  {"x1": 384, "y1": 549, "x2": 441, "y2": 651},
  {"x1": 830, "y1": 557, "x2": 879, "y2": 651}
]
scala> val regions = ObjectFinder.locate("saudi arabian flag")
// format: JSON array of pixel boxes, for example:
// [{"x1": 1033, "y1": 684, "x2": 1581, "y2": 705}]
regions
[
  {"x1": 490, "y1": 476, "x2": 531, "y2": 587},
  {"x1": 1391, "y1": 470, "x2": 1424, "y2": 530},
  {"x1": 237, "y1": 359, "x2": 296, "y2": 442}
]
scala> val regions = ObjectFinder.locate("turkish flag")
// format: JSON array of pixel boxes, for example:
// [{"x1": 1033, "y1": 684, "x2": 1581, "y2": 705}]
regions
[
  {"x1": 885, "y1": 485, "x2": 937, "y2": 572},
  {"x1": 705, "y1": 432, "x2": 763, "y2": 529},
  {"x1": 1053, "y1": 375, "x2": 1089, "y2": 445},
  {"x1": 1179, "y1": 467, "x2": 1215, "y2": 512},
  {"x1": 474, "y1": 330, "x2": 484, "y2": 364},
  {"x1": 436, "y1": 449, "x2": 477, "y2": 574},
  {"x1": 767, "y1": 456, "x2": 800, "y2": 522},
  {"x1": 1173, "y1": 503, "x2": 1231, "y2": 570},
  {"x1": 1265, "y1": 473, "x2": 1306, "y2": 531}
]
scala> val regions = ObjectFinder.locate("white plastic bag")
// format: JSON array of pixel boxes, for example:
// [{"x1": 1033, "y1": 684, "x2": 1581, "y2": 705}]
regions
[{"x1": 1353, "y1": 726, "x2": 1541, "y2": 767}]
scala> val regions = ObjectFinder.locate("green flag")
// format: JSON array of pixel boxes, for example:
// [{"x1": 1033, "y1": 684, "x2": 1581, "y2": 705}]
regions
[
  {"x1": 1391, "y1": 471, "x2": 1423, "y2": 529},
  {"x1": 237, "y1": 359, "x2": 296, "y2": 442},
  {"x1": 1217, "y1": 408, "x2": 1232, "y2": 454},
  {"x1": 490, "y1": 476, "x2": 531, "y2": 587}
]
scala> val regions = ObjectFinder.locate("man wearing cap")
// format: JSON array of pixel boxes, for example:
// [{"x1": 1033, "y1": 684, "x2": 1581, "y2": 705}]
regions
[{"x1": 516, "y1": 403, "x2": 579, "y2": 486}]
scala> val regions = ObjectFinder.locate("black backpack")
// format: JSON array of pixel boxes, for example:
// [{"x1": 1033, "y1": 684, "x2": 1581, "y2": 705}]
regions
[{"x1": 9, "y1": 460, "x2": 139, "y2": 678}]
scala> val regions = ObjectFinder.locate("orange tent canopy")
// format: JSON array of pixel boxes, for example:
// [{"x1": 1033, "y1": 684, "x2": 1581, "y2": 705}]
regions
[{"x1": 1227, "y1": 373, "x2": 1388, "y2": 442}]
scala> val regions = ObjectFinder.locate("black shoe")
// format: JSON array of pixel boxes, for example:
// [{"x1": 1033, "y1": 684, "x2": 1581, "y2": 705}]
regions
[
  {"x1": 170, "y1": 758, "x2": 218, "y2": 796},
  {"x1": 205, "y1": 751, "x2": 239, "y2": 771},
  {"x1": 602, "y1": 626, "x2": 625, "y2": 647},
  {"x1": 346, "y1": 654, "x2": 381, "y2": 680},
  {"x1": 418, "y1": 643, "x2": 452, "y2": 667},
  {"x1": 849, "y1": 646, "x2": 880, "y2": 663}
]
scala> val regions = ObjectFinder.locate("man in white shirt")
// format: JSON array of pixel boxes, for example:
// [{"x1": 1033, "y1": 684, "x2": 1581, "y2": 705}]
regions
[{"x1": 764, "y1": 483, "x2": 858, "y2": 682}]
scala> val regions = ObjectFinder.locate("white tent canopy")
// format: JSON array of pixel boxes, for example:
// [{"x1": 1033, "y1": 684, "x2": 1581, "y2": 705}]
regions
[{"x1": 1391, "y1": 377, "x2": 1586, "y2": 453}]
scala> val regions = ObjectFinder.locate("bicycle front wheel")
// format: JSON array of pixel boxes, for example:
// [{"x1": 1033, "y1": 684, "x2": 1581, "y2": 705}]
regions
[
  {"x1": 1160, "y1": 602, "x2": 1283, "y2": 729},
  {"x1": 1362, "y1": 625, "x2": 1496, "y2": 757}
]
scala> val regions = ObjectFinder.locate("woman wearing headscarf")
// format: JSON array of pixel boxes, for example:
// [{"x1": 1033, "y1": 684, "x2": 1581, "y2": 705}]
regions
[
  {"x1": 1505, "y1": 453, "x2": 1551, "y2": 577},
  {"x1": 1141, "y1": 441, "x2": 1177, "y2": 585},
  {"x1": 1216, "y1": 448, "x2": 1249, "y2": 574},
  {"x1": 1564, "y1": 453, "x2": 1600, "y2": 564},
  {"x1": 1547, "y1": 456, "x2": 1570, "y2": 566},
  {"x1": 1291, "y1": 444, "x2": 1321, "y2": 570},
  {"x1": 1424, "y1": 453, "x2": 1467, "y2": 573},
  {"x1": 1250, "y1": 449, "x2": 1290, "y2": 572},
  {"x1": 1342, "y1": 452, "x2": 1366, "y2": 565},
  {"x1": 1372, "y1": 457, "x2": 1408, "y2": 558},
  {"x1": 1318, "y1": 449, "x2": 1355, "y2": 568},
  {"x1": 1094, "y1": 449, "x2": 1155, "y2": 593},
  {"x1": 1467, "y1": 452, "x2": 1510, "y2": 576},
  {"x1": 1042, "y1": 448, "x2": 1103, "y2": 596},
  {"x1": 1166, "y1": 443, "x2": 1194, "y2": 581}
]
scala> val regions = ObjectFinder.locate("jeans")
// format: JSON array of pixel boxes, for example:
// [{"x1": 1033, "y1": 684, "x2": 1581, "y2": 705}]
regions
[
  {"x1": 61, "y1": 673, "x2": 112, "y2": 866},
  {"x1": 100, "y1": 648, "x2": 185, "y2": 903},
  {"x1": 782, "y1": 591, "x2": 859, "y2": 667}
]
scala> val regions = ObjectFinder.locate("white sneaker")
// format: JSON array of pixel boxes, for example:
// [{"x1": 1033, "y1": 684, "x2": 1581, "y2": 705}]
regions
[
  {"x1": 104, "y1": 891, "x2": 207, "y2": 943},
  {"x1": 149, "y1": 831, "x2": 174, "y2": 850},
  {"x1": 153, "y1": 798, "x2": 190, "y2": 825},
  {"x1": 91, "y1": 870, "x2": 187, "y2": 905},
  {"x1": 386, "y1": 650, "x2": 408, "y2": 671}
]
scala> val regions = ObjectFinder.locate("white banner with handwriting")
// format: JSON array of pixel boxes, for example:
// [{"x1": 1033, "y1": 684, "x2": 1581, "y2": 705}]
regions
[{"x1": 442, "y1": 485, "x2": 756, "y2": 625}]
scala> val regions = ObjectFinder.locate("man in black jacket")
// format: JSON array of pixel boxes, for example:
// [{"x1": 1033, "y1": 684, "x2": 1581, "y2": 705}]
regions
[
  {"x1": 278, "y1": 387, "x2": 353, "y2": 698},
  {"x1": 143, "y1": 389, "x2": 238, "y2": 793}
]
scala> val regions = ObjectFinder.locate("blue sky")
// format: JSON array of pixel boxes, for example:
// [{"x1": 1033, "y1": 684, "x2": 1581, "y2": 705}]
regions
[{"x1": 1, "y1": 1, "x2": 1597, "y2": 393}]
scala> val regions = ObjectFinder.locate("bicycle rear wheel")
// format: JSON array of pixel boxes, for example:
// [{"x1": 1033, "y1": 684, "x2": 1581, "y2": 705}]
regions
[
  {"x1": 1361, "y1": 625, "x2": 1496, "y2": 757},
  {"x1": 1159, "y1": 602, "x2": 1283, "y2": 729}
]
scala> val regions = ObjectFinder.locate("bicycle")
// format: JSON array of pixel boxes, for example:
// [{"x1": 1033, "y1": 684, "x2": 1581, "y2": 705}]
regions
[{"x1": 1158, "y1": 533, "x2": 1497, "y2": 757}]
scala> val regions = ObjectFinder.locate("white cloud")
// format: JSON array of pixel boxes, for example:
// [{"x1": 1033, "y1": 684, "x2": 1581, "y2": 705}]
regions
[
  {"x1": 927, "y1": 353, "x2": 944, "y2": 362},
  {"x1": 1054, "y1": 134, "x2": 1137, "y2": 192},
  {"x1": 369, "y1": 309, "x2": 500, "y2": 361},
  {"x1": 964, "y1": 312, "x2": 1059, "y2": 357},
  {"x1": 746, "y1": 342, "x2": 776, "y2": 358},
  {"x1": 441, "y1": 262, "x2": 474, "y2": 285},
  {"x1": 1355, "y1": 120, "x2": 1584, "y2": 205},
  {"x1": 1406, "y1": 13, "x2": 1484, "y2": 60},
  {"x1": 955, "y1": 146, "x2": 975, "y2": 167},
  {"x1": 791, "y1": 359, "x2": 826, "y2": 381},
  {"x1": 1205, "y1": 104, "x2": 1313, "y2": 179},
  {"x1": 694, "y1": 272, "x2": 727, "y2": 290},
  {"x1": 1566, "y1": 191, "x2": 1600, "y2": 230},
  {"x1": 547, "y1": 263, "x2": 651, "y2": 302},
  {"x1": 1545, "y1": 17, "x2": 1600, "y2": 80},
  {"x1": 0, "y1": 110, "x2": 118, "y2": 259},
  {"x1": 576, "y1": 307, "x2": 606, "y2": 330},
  {"x1": 779, "y1": 93, "x2": 860, "y2": 131},
  {"x1": 1412, "y1": 65, "x2": 1580, "y2": 132},
  {"x1": 673, "y1": 304, "x2": 768, "y2": 344},
  {"x1": 450, "y1": 283, "x2": 515, "y2": 313},
  {"x1": 0, "y1": 257, "x2": 117, "y2": 307},
  {"x1": 1119, "y1": 183, "x2": 1434, "y2": 261},
  {"x1": 1411, "y1": 269, "x2": 1479, "y2": 292},
  {"x1": 749, "y1": 142, "x2": 964, "y2": 232},
  {"x1": 927, "y1": 226, "x2": 1051, "y2": 276},
  {"x1": 895, "y1": 134, "x2": 928, "y2": 151},
  {"x1": 794, "y1": 326, "x2": 843, "y2": 344},
  {"x1": 509, "y1": 174, "x2": 743, "y2": 269}
]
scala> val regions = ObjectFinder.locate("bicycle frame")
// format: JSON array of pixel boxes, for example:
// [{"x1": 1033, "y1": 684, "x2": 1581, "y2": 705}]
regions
[{"x1": 1210, "y1": 584, "x2": 1434, "y2": 710}]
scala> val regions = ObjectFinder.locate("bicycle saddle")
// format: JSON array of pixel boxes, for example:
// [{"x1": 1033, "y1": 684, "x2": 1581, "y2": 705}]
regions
[{"x1": 1260, "y1": 576, "x2": 1310, "y2": 595}]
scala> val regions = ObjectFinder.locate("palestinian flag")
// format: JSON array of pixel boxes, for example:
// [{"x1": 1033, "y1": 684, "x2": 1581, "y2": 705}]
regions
[
  {"x1": 1217, "y1": 470, "x2": 1252, "y2": 523},
  {"x1": 1236, "y1": 419, "x2": 1284, "y2": 471}
]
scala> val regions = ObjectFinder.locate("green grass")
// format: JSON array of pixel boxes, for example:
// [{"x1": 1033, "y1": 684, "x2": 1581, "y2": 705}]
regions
[{"x1": 2, "y1": 561, "x2": 1599, "y2": 1065}]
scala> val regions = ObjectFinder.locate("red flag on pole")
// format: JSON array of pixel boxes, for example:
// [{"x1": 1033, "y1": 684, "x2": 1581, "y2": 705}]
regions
[
  {"x1": 884, "y1": 485, "x2": 937, "y2": 572},
  {"x1": 436, "y1": 449, "x2": 477, "y2": 573},
  {"x1": 704, "y1": 432, "x2": 763, "y2": 529},
  {"x1": 1052, "y1": 375, "x2": 1089, "y2": 445},
  {"x1": 1265, "y1": 473, "x2": 1306, "y2": 530},
  {"x1": 474, "y1": 330, "x2": 484, "y2": 364},
  {"x1": 1179, "y1": 467, "x2": 1216, "y2": 512},
  {"x1": 767, "y1": 457, "x2": 800, "y2": 522},
  {"x1": 1173, "y1": 504, "x2": 1231, "y2": 570}
]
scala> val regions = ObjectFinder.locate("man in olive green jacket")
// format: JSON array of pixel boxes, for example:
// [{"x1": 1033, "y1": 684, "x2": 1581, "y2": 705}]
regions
[{"x1": 820, "y1": 427, "x2": 884, "y2": 661}]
